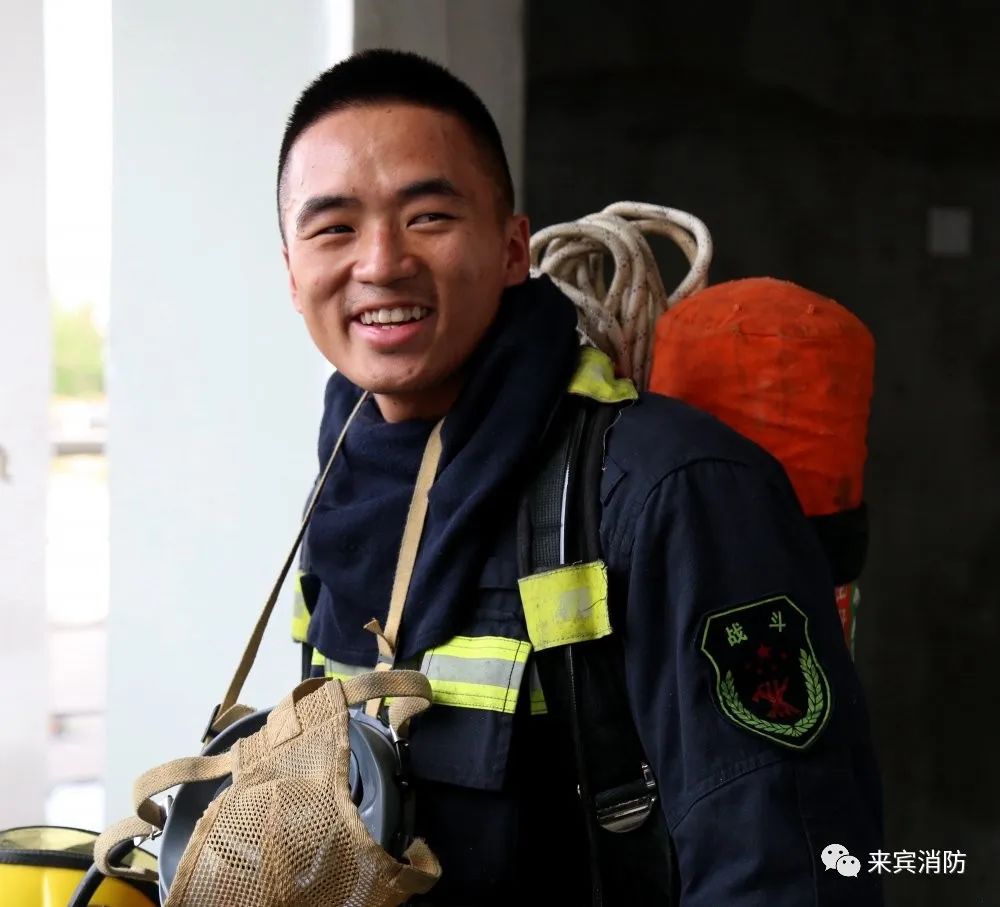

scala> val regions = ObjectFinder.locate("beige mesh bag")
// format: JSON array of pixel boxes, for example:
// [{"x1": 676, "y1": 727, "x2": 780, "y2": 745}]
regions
[
  {"x1": 93, "y1": 395, "x2": 446, "y2": 904},
  {"x1": 94, "y1": 671, "x2": 440, "y2": 906}
]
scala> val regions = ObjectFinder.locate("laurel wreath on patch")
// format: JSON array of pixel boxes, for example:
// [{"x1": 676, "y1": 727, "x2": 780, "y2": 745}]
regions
[{"x1": 720, "y1": 649, "x2": 824, "y2": 738}]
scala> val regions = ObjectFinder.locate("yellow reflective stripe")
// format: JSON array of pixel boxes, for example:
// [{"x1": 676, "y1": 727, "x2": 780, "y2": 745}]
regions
[
  {"x1": 291, "y1": 571, "x2": 311, "y2": 643},
  {"x1": 421, "y1": 636, "x2": 530, "y2": 714},
  {"x1": 517, "y1": 560, "x2": 612, "y2": 651},
  {"x1": 568, "y1": 346, "x2": 638, "y2": 404},
  {"x1": 426, "y1": 679, "x2": 522, "y2": 713},
  {"x1": 429, "y1": 635, "x2": 530, "y2": 664},
  {"x1": 528, "y1": 662, "x2": 548, "y2": 716}
]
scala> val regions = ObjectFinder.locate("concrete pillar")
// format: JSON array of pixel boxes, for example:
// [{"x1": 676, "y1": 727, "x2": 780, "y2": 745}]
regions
[
  {"x1": 106, "y1": 0, "x2": 347, "y2": 819},
  {"x1": 0, "y1": 0, "x2": 49, "y2": 825},
  {"x1": 354, "y1": 0, "x2": 526, "y2": 207}
]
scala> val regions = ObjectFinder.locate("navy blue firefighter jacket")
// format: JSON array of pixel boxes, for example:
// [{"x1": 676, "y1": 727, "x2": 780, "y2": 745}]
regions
[{"x1": 305, "y1": 388, "x2": 884, "y2": 906}]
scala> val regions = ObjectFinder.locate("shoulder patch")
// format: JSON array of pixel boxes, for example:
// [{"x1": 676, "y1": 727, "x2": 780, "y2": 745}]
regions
[{"x1": 700, "y1": 596, "x2": 831, "y2": 750}]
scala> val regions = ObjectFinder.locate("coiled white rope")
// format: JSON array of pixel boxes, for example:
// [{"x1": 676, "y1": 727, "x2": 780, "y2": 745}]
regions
[{"x1": 530, "y1": 202, "x2": 714, "y2": 390}]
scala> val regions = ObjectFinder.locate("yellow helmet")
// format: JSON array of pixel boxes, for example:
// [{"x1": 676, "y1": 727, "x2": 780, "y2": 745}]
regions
[{"x1": 0, "y1": 826, "x2": 158, "y2": 906}]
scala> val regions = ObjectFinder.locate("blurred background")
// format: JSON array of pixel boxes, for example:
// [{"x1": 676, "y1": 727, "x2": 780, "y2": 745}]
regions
[{"x1": 0, "y1": 1, "x2": 996, "y2": 904}]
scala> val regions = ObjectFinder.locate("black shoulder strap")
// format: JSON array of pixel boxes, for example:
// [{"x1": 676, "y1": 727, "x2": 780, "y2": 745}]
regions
[{"x1": 518, "y1": 395, "x2": 677, "y2": 907}]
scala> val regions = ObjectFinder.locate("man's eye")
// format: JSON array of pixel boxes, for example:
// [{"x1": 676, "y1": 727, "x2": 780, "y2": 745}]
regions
[
  {"x1": 411, "y1": 212, "x2": 453, "y2": 225},
  {"x1": 321, "y1": 224, "x2": 354, "y2": 235}
]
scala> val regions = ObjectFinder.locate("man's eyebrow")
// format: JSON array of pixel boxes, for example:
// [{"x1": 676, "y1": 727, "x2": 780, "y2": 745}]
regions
[
  {"x1": 295, "y1": 194, "x2": 359, "y2": 233},
  {"x1": 396, "y1": 178, "x2": 464, "y2": 203}
]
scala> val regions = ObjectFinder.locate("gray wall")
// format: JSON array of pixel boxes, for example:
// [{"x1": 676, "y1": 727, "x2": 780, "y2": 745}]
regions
[
  {"x1": 526, "y1": 3, "x2": 999, "y2": 904},
  {"x1": 354, "y1": 0, "x2": 525, "y2": 205}
]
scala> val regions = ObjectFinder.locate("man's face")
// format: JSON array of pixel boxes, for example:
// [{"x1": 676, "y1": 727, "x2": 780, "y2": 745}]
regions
[{"x1": 281, "y1": 103, "x2": 530, "y2": 421}]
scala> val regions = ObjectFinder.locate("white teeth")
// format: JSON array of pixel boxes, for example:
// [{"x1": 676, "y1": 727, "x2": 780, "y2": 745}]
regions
[{"x1": 360, "y1": 306, "x2": 430, "y2": 325}]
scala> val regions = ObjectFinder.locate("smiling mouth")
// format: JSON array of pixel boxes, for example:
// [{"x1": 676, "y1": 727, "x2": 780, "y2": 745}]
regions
[{"x1": 357, "y1": 305, "x2": 431, "y2": 327}]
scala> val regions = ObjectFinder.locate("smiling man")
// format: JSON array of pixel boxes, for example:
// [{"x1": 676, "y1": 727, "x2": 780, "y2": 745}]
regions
[
  {"x1": 280, "y1": 75, "x2": 529, "y2": 424},
  {"x1": 278, "y1": 50, "x2": 884, "y2": 906}
]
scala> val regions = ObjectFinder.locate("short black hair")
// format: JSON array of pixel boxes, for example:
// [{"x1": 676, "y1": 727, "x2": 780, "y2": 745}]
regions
[{"x1": 277, "y1": 48, "x2": 514, "y2": 241}]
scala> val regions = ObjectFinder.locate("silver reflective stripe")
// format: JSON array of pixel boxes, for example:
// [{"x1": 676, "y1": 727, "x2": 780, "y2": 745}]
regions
[
  {"x1": 326, "y1": 659, "x2": 369, "y2": 680},
  {"x1": 421, "y1": 653, "x2": 524, "y2": 689},
  {"x1": 311, "y1": 650, "x2": 371, "y2": 680}
]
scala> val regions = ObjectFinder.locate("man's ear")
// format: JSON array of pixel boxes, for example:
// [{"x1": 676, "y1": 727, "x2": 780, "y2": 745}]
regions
[
  {"x1": 503, "y1": 214, "x2": 532, "y2": 286},
  {"x1": 282, "y1": 245, "x2": 303, "y2": 313}
]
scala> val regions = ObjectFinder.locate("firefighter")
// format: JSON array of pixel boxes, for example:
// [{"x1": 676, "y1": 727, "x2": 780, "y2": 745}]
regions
[{"x1": 278, "y1": 48, "x2": 884, "y2": 906}]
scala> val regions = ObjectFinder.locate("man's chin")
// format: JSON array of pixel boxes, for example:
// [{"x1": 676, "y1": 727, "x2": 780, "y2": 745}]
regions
[
  {"x1": 349, "y1": 371, "x2": 429, "y2": 397},
  {"x1": 345, "y1": 364, "x2": 465, "y2": 421}
]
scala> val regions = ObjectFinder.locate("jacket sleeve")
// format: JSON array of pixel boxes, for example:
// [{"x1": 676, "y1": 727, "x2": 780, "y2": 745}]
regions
[{"x1": 619, "y1": 457, "x2": 884, "y2": 906}]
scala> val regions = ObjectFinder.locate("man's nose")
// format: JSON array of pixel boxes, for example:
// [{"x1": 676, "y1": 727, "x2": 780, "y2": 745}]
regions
[{"x1": 352, "y1": 224, "x2": 418, "y2": 285}]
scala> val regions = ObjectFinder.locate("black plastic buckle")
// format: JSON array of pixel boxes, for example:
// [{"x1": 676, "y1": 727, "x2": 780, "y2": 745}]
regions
[
  {"x1": 392, "y1": 736, "x2": 416, "y2": 859},
  {"x1": 200, "y1": 703, "x2": 220, "y2": 745},
  {"x1": 393, "y1": 736, "x2": 412, "y2": 791}
]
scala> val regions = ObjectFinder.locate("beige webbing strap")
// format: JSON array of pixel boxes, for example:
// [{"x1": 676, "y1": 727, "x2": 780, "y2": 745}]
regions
[
  {"x1": 207, "y1": 391, "x2": 371, "y2": 741},
  {"x1": 341, "y1": 669, "x2": 432, "y2": 707},
  {"x1": 94, "y1": 750, "x2": 233, "y2": 883},
  {"x1": 131, "y1": 752, "x2": 233, "y2": 826},
  {"x1": 393, "y1": 837, "x2": 442, "y2": 895},
  {"x1": 386, "y1": 691, "x2": 432, "y2": 737},
  {"x1": 93, "y1": 816, "x2": 161, "y2": 884},
  {"x1": 365, "y1": 419, "x2": 444, "y2": 716},
  {"x1": 342, "y1": 668, "x2": 433, "y2": 733}
]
